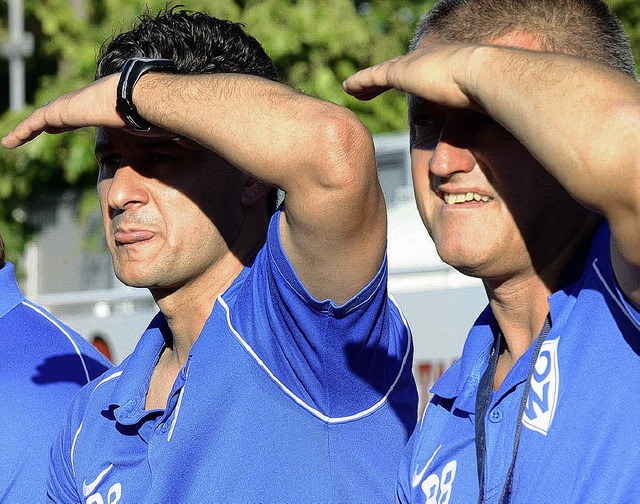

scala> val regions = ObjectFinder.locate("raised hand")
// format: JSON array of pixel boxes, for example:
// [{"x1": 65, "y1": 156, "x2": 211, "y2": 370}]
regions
[
  {"x1": 343, "y1": 44, "x2": 482, "y2": 111},
  {"x1": 1, "y1": 74, "x2": 125, "y2": 149}
]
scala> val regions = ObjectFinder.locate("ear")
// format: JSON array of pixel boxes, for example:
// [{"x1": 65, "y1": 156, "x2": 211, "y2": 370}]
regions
[{"x1": 241, "y1": 176, "x2": 272, "y2": 207}]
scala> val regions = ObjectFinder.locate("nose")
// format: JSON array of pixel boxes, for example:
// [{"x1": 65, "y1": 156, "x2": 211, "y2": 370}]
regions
[
  {"x1": 104, "y1": 165, "x2": 149, "y2": 212},
  {"x1": 428, "y1": 118, "x2": 476, "y2": 178}
]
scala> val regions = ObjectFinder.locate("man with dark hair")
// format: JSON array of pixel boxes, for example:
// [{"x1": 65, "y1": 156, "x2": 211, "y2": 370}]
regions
[
  {"x1": 344, "y1": 0, "x2": 640, "y2": 502},
  {"x1": 0, "y1": 231, "x2": 111, "y2": 501},
  {"x1": 3, "y1": 8, "x2": 417, "y2": 503}
]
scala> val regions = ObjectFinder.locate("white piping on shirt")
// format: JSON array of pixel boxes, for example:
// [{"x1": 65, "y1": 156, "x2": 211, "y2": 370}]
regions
[
  {"x1": 93, "y1": 370, "x2": 124, "y2": 391},
  {"x1": 167, "y1": 377, "x2": 187, "y2": 442},
  {"x1": 70, "y1": 421, "x2": 83, "y2": 477},
  {"x1": 22, "y1": 300, "x2": 91, "y2": 383},
  {"x1": 217, "y1": 293, "x2": 412, "y2": 424},
  {"x1": 70, "y1": 371, "x2": 123, "y2": 476},
  {"x1": 593, "y1": 257, "x2": 640, "y2": 331}
]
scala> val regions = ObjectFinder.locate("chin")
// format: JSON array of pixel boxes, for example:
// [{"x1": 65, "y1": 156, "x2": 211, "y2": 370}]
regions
[
  {"x1": 113, "y1": 267, "x2": 153, "y2": 289},
  {"x1": 435, "y1": 244, "x2": 488, "y2": 279},
  {"x1": 116, "y1": 276, "x2": 150, "y2": 289}
]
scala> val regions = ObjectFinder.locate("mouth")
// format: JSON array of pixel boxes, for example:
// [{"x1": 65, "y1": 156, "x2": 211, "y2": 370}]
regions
[
  {"x1": 113, "y1": 230, "x2": 155, "y2": 245},
  {"x1": 440, "y1": 191, "x2": 493, "y2": 205}
]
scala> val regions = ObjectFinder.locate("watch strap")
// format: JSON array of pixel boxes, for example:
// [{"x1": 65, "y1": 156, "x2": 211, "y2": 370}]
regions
[{"x1": 115, "y1": 57, "x2": 177, "y2": 132}]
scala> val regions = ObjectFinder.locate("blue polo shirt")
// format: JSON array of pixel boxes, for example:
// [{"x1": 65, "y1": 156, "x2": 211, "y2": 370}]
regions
[
  {"x1": 399, "y1": 222, "x2": 640, "y2": 503},
  {"x1": 48, "y1": 209, "x2": 418, "y2": 503},
  {"x1": 0, "y1": 262, "x2": 111, "y2": 503}
]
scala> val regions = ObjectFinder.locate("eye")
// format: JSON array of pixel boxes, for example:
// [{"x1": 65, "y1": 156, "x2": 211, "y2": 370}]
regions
[
  {"x1": 97, "y1": 155, "x2": 122, "y2": 179},
  {"x1": 412, "y1": 115, "x2": 443, "y2": 129},
  {"x1": 410, "y1": 115, "x2": 443, "y2": 148},
  {"x1": 146, "y1": 152, "x2": 174, "y2": 165}
]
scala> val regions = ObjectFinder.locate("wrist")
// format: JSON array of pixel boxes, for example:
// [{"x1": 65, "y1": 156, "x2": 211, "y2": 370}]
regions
[{"x1": 115, "y1": 57, "x2": 177, "y2": 131}]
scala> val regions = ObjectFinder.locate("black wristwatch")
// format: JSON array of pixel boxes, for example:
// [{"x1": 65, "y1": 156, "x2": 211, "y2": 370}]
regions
[{"x1": 115, "y1": 57, "x2": 177, "y2": 132}]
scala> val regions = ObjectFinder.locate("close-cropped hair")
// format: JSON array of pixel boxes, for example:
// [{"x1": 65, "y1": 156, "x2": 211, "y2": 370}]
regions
[
  {"x1": 411, "y1": 0, "x2": 636, "y2": 78},
  {"x1": 96, "y1": 6, "x2": 280, "y2": 214}
]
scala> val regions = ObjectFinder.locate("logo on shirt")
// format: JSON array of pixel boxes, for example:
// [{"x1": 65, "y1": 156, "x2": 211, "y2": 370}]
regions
[
  {"x1": 523, "y1": 338, "x2": 559, "y2": 435},
  {"x1": 83, "y1": 464, "x2": 113, "y2": 497},
  {"x1": 412, "y1": 445, "x2": 441, "y2": 488},
  {"x1": 82, "y1": 464, "x2": 121, "y2": 504},
  {"x1": 412, "y1": 445, "x2": 457, "y2": 504}
]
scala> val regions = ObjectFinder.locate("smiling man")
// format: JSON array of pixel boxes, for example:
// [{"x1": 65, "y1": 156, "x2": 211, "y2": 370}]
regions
[
  {"x1": 2, "y1": 8, "x2": 417, "y2": 503},
  {"x1": 344, "y1": 0, "x2": 640, "y2": 502}
]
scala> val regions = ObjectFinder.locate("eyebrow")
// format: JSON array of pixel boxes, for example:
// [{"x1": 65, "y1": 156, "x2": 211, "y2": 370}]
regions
[{"x1": 94, "y1": 138, "x2": 179, "y2": 156}]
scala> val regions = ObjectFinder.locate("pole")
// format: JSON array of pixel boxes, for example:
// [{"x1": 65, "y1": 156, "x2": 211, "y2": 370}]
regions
[{"x1": 1, "y1": 0, "x2": 34, "y2": 111}]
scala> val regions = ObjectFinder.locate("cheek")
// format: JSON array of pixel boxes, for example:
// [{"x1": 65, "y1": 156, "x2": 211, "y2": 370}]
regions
[
  {"x1": 411, "y1": 148, "x2": 438, "y2": 222},
  {"x1": 410, "y1": 148, "x2": 434, "y2": 191}
]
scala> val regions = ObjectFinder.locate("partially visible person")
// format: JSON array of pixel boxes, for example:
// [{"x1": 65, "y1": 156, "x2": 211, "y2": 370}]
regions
[
  {"x1": 0, "y1": 231, "x2": 112, "y2": 501},
  {"x1": 2, "y1": 8, "x2": 417, "y2": 503},
  {"x1": 344, "y1": 0, "x2": 640, "y2": 502}
]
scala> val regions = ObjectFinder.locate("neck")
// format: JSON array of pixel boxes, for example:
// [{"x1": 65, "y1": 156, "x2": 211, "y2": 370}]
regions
[
  {"x1": 155, "y1": 254, "x2": 244, "y2": 366},
  {"x1": 152, "y1": 230, "x2": 265, "y2": 368},
  {"x1": 485, "y1": 216, "x2": 600, "y2": 389},
  {"x1": 486, "y1": 276, "x2": 551, "y2": 389}
]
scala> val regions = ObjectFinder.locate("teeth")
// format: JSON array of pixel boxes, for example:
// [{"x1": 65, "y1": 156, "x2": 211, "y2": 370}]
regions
[{"x1": 443, "y1": 192, "x2": 491, "y2": 204}]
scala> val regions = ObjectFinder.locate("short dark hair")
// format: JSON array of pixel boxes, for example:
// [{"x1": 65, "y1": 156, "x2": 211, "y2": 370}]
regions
[
  {"x1": 411, "y1": 0, "x2": 636, "y2": 78},
  {"x1": 96, "y1": 6, "x2": 279, "y2": 213}
]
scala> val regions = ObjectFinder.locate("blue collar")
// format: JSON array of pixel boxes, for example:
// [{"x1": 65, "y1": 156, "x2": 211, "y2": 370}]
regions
[
  {"x1": 101, "y1": 312, "x2": 168, "y2": 423},
  {"x1": 0, "y1": 263, "x2": 25, "y2": 319},
  {"x1": 431, "y1": 306, "x2": 497, "y2": 414}
]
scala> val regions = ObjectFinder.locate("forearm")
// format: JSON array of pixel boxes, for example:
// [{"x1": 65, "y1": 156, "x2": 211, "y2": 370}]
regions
[
  {"x1": 346, "y1": 43, "x2": 640, "y2": 217},
  {"x1": 1, "y1": 68, "x2": 386, "y2": 302},
  {"x1": 133, "y1": 71, "x2": 386, "y2": 303},
  {"x1": 460, "y1": 45, "x2": 640, "y2": 217},
  {"x1": 133, "y1": 72, "x2": 374, "y2": 197}
]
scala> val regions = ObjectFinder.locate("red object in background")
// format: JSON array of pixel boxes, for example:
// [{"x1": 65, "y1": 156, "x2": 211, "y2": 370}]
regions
[
  {"x1": 91, "y1": 334, "x2": 113, "y2": 363},
  {"x1": 416, "y1": 358, "x2": 457, "y2": 414}
]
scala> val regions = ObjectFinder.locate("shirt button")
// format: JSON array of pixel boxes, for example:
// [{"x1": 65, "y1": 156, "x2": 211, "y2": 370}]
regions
[{"x1": 489, "y1": 408, "x2": 504, "y2": 423}]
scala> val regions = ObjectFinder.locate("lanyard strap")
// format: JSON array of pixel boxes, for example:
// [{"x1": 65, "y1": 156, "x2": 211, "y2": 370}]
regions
[{"x1": 475, "y1": 315, "x2": 552, "y2": 504}]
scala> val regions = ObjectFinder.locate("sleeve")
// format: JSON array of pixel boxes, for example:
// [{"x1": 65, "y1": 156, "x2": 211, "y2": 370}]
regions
[
  {"x1": 230, "y1": 207, "x2": 415, "y2": 419},
  {"x1": 47, "y1": 393, "x2": 85, "y2": 503},
  {"x1": 75, "y1": 338, "x2": 112, "y2": 381},
  {"x1": 396, "y1": 419, "x2": 423, "y2": 503},
  {"x1": 616, "y1": 286, "x2": 640, "y2": 323},
  {"x1": 594, "y1": 223, "x2": 640, "y2": 326}
]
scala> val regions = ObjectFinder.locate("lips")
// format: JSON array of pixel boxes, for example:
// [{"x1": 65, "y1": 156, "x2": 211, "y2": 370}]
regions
[{"x1": 113, "y1": 229, "x2": 155, "y2": 244}]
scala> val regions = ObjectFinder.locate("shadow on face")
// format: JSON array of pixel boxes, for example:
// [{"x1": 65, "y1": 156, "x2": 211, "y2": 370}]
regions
[{"x1": 95, "y1": 127, "x2": 270, "y2": 246}]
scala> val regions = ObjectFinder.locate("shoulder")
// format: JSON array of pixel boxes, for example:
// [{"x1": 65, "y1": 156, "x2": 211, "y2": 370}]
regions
[
  {"x1": 7, "y1": 299, "x2": 111, "y2": 382},
  {"x1": 61, "y1": 365, "x2": 125, "y2": 437}
]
